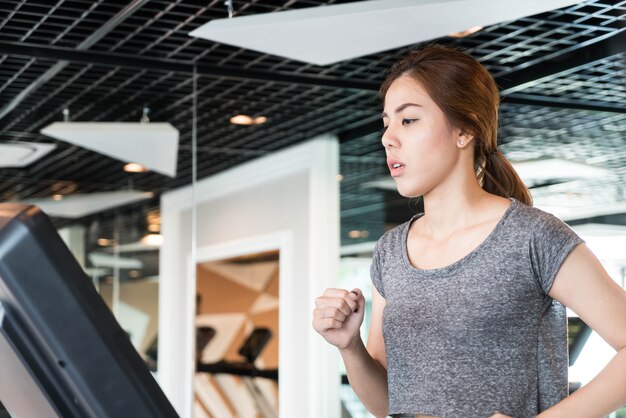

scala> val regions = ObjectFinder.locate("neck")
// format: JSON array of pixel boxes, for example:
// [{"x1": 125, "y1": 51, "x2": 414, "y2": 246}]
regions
[{"x1": 419, "y1": 168, "x2": 495, "y2": 241}]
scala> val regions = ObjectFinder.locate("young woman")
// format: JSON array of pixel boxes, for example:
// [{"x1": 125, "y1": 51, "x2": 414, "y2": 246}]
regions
[{"x1": 312, "y1": 44, "x2": 626, "y2": 418}]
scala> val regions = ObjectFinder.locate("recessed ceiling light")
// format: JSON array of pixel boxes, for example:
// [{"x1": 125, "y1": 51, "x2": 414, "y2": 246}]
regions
[
  {"x1": 147, "y1": 211, "x2": 160, "y2": 224},
  {"x1": 230, "y1": 115, "x2": 267, "y2": 125},
  {"x1": 348, "y1": 230, "x2": 369, "y2": 238},
  {"x1": 230, "y1": 115, "x2": 254, "y2": 125},
  {"x1": 141, "y1": 234, "x2": 164, "y2": 247},
  {"x1": 51, "y1": 181, "x2": 77, "y2": 195},
  {"x1": 124, "y1": 162, "x2": 149, "y2": 173},
  {"x1": 448, "y1": 25, "x2": 484, "y2": 38},
  {"x1": 98, "y1": 238, "x2": 114, "y2": 246}
]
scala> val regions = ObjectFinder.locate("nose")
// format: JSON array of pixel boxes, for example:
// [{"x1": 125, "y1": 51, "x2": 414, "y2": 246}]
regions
[{"x1": 381, "y1": 125, "x2": 400, "y2": 150}]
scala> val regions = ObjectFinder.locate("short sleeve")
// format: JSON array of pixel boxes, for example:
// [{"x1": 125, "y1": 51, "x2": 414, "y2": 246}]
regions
[
  {"x1": 370, "y1": 239, "x2": 385, "y2": 298},
  {"x1": 529, "y1": 212, "x2": 585, "y2": 295}
]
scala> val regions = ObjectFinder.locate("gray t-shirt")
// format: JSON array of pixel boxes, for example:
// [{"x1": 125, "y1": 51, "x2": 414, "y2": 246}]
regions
[{"x1": 370, "y1": 198, "x2": 584, "y2": 418}]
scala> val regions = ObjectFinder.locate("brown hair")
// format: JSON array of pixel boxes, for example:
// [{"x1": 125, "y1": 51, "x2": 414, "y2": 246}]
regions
[{"x1": 380, "y1": 43, "x2": 532, "y2": 206}]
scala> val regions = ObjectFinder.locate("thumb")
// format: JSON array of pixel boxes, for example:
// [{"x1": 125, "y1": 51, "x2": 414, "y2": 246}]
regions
[{"x1": 349, "y1": 288, "x2": 364, "y2": 311}]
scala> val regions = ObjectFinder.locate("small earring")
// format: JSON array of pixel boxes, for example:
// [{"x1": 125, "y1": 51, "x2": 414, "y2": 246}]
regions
[{"x1": 460, "y1": 140, "x2": 465, "y2": 146}]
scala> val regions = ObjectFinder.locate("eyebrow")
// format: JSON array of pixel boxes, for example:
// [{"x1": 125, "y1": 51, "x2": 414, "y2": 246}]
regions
[{"x1": 381, "y1": 103, "x2": 422, "y2": 118}]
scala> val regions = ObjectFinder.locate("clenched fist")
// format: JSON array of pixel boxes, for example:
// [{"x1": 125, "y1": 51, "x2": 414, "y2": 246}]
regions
[{"x1": 312, "y1": 288, "x2": 365, "y2": 349}]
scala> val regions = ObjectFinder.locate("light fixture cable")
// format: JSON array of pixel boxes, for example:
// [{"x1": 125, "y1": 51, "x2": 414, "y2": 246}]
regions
[
  {"x1": 141, "y1": 106, "x2": 150, "y2": 124},
  {"x1": 225, "y1": 0, "x2": 234, "y2": 18},
  {"x1": 188, "y1": 62, "x2": 199, "y2": 418}
]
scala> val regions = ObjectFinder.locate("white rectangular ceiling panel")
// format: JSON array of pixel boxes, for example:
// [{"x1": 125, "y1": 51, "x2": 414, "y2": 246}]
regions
[
  {"x1": 24, "y1": 190, "x2": 154, "y2": 218},
  {"x1": 0, "y1": 142, "x2": 56, "y2": 167},
  {"x1": 40, "y1": 122, "x2": 179, "y2": 177},
  {"x1": 88, "y1": 252, "x2": 143, "y2": 269},
  {"x1": 189, "y1": 0, "x2": 584, "y2": 65}
]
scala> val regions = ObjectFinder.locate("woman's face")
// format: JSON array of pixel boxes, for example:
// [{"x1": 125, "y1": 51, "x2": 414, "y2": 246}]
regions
[{"x1": 381, "y1": 75, "x2": 462, "y2": 198}]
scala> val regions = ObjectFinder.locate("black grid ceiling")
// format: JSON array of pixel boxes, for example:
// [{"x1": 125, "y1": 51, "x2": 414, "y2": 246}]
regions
[
  {"x1": 505, "y1": 53, "x2": 625, "y2": 104},
  {"x1": 499, "y1": 104, "x2": 626, "y2": 209},
  {"x1": 0, "y1": 0, "x2": 624, "y2": 245}
]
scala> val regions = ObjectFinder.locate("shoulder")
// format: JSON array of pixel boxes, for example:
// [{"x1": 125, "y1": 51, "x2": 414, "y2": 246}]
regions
[
  {"x1": 513, "y1": 201, "x2": 578, "y2": 235},
  {"x1": 507, "y1": 199, "x2": 568, "y2": 231},
  {"x1": 513, "y1": 200, "x2": 584, "y2": 273},
  {"x1": 373, "y1": 215, "x2": 418, "y2": 258}
]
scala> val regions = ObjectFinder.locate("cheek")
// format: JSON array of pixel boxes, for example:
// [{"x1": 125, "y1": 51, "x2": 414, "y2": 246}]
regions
[
  {"x1": 408, "y1": 124, "x2": 454, "y2": 162},
  {"x1": 405, "y1": 128, "x2": 457, "y2": 184}
]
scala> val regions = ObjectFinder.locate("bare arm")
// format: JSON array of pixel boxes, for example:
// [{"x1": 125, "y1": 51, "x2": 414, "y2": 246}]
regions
[
  {"x1": 537, "y1": 244, "x2": 626, "y2": 418},
  {"x1": 313, "y1": 286, "x2": 390, "y2": 417},
  {"x1": 339, "y1": 286, "x2": 389, "y2": 418}
]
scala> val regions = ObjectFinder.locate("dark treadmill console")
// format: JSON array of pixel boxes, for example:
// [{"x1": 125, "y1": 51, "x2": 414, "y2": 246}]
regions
[{"x1": 0, "y1": 204, "x2": 179, "y2": 418}]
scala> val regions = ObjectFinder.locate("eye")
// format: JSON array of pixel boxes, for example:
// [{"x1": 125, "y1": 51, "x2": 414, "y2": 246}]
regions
[{"x1": 402, "y1": 118, "x2": 417, "y2": 125}]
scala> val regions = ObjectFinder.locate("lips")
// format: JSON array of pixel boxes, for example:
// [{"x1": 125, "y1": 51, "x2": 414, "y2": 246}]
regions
[
  {"x1": 387, "y1": 158, "x2": 404, "y2": 169},
  {"x1": 387, "y1": 158, "x2": 405, "y2": 177}
]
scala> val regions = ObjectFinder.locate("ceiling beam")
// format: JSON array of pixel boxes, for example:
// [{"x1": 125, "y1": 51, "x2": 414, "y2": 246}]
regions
[
  {"x1": 2, "y1": 29, "x2": 621, "y2": 95},
  {"x1": 0, "y1": 40, "x2": 379, "y2": 91},
  {"x1": 502, "y1": 93, "x2": 625, "y2": 114}
]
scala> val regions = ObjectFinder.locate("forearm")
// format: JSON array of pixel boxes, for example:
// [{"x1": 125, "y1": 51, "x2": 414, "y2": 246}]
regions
[
  {"x1": 537, "y1": 347, "x2": 626, "y2": 418},
  {"x1": 339, "y1": 337, "x2": 389, "y2": 418}
]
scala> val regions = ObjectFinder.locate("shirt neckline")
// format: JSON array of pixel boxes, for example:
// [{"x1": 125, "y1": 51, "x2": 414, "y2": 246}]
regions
[{"x1": 401, "y1": 197, "x2": 518, "y2": 277}]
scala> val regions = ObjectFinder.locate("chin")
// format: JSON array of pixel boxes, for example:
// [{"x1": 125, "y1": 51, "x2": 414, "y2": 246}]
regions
[{"x1": 394, "y1": 182, "x2": 424, "y2": 198}]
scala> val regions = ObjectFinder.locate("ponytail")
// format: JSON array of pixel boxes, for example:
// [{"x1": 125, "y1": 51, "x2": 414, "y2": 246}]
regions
[{"x1": 478, "y1": 149, "x2": 532, "y2": 206}]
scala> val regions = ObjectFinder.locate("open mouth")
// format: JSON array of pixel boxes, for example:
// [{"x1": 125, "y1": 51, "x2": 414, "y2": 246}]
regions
[{"x1": 389, "y1": 163, "x2": 405, "y2": 176}]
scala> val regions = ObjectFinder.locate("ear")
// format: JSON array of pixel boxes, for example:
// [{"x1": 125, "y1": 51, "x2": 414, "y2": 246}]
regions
[
  {"x1": 456, "y1": 127, "x2": 475, "y2": 148},
  {"x1": 457, "y1": 113, "x2": 478, "y2": 148}
]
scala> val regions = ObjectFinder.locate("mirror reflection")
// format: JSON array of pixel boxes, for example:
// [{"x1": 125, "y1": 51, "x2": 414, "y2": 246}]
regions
[{"x1": 194, "y1": 251, "x2": 279, "y2": 418}]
